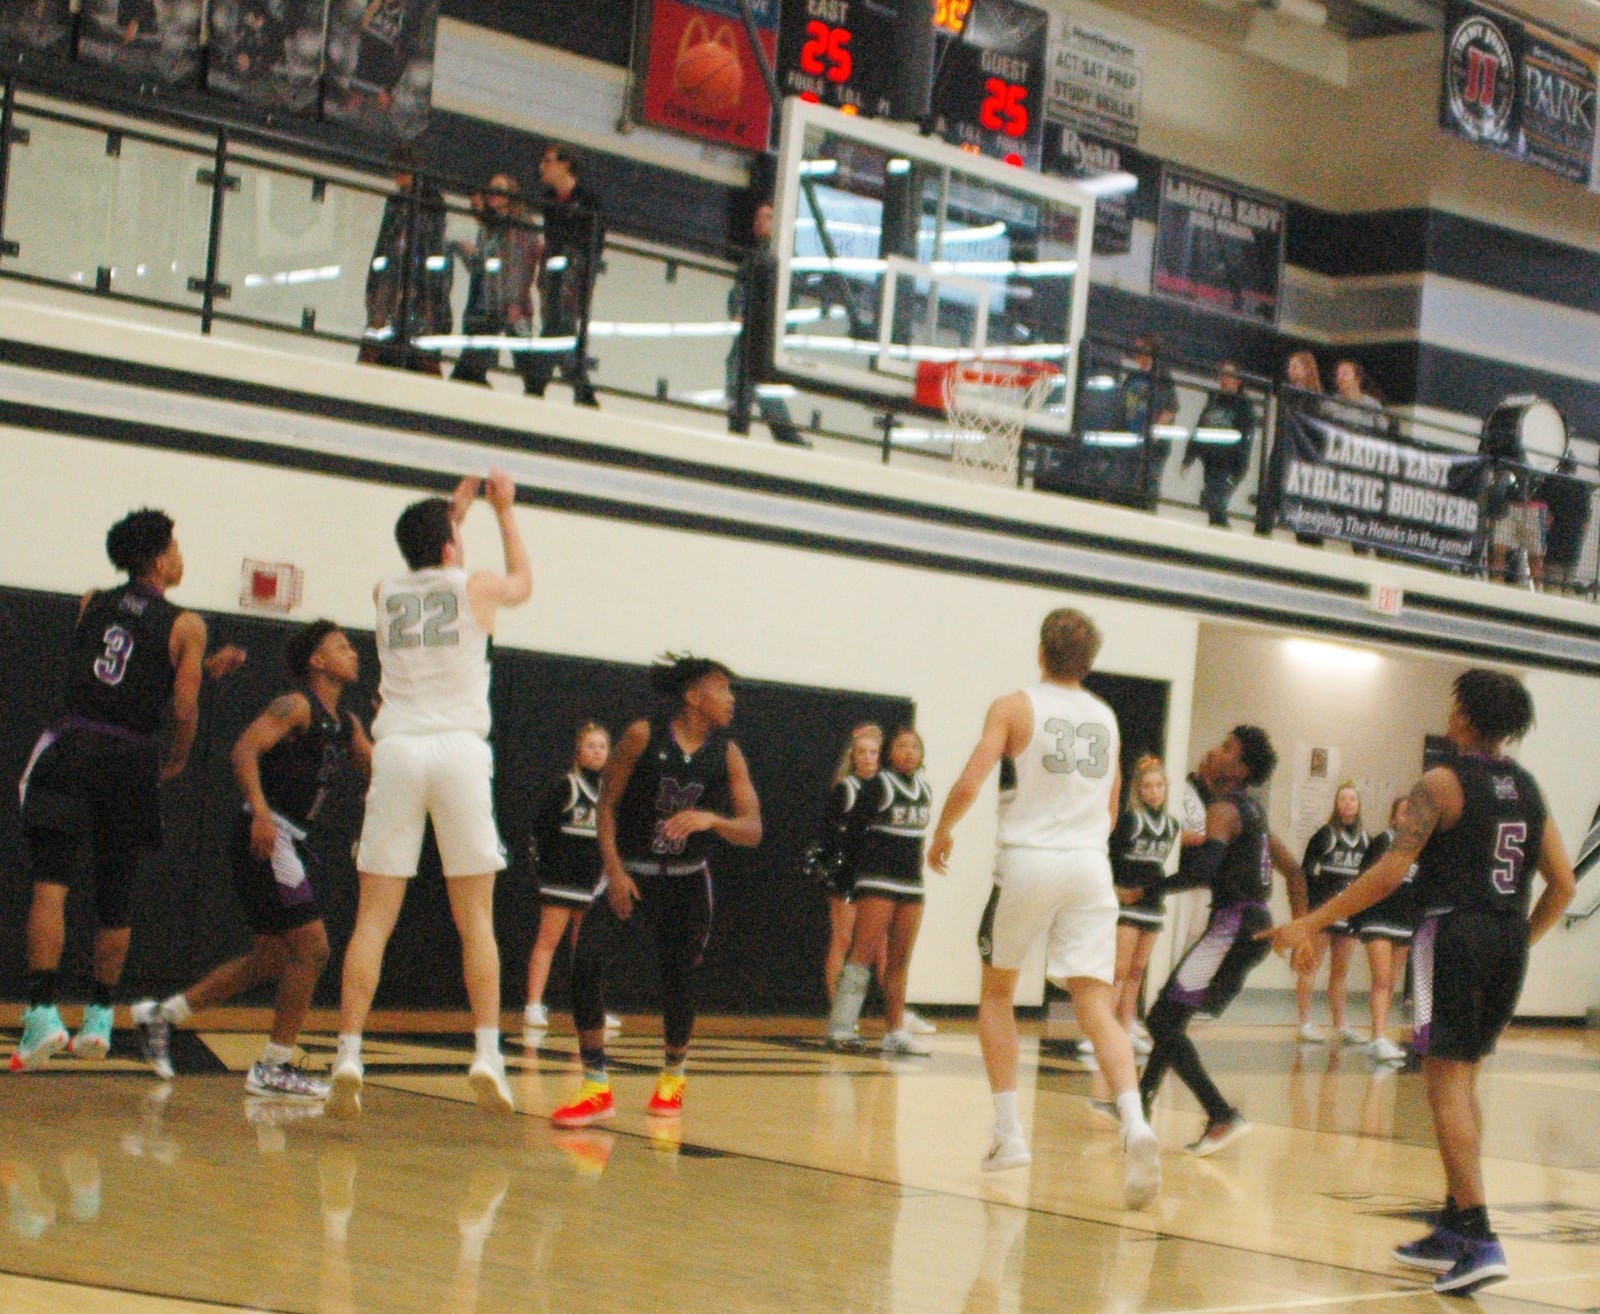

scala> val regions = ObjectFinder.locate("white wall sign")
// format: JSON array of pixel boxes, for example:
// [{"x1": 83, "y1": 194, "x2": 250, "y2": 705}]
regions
[{"x1": 1045, "y1": 13, "x2": 1143, "y2": 147}]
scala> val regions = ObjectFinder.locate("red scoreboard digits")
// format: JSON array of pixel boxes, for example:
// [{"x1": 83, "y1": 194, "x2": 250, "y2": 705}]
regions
[{"x1": 799, "y1": 19, "x2": 853, "y2": 84}]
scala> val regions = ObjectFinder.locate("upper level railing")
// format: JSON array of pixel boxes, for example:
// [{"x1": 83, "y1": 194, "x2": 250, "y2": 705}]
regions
[{"x1": 1, "y1": 74, "x2": 1596, "y2": 601}]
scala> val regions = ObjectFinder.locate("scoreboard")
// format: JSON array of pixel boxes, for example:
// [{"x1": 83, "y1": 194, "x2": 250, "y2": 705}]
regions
[{"x1": 775, "y1": 0, "x2": 1048, "y2": 166}]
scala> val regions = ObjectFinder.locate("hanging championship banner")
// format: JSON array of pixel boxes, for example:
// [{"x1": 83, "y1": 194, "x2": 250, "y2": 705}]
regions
[
  {"x1": 0, "y1": 0, "x2": 75, "y2": 58},
  {"x1": 1270, "y1": 400, "x2": 1487, "y2": 564},
  {"x1": 1044, "y1": 11, "x2": 1142, "y2": 147},
  {"x1": 78, "y1": 0, "x2": 204, "y2": 86},
  {"x1": 1153, "y1": 164, "x2": 1284, "y2": 325},
  {"x1": 209, "y1": 0, "x2": 331, "y2": 115},
  {"x1": 638, "y1": 0, "x2": 779, "y2": 152},
  {"x1": 323, "y1": 0, "x2": 439, "y2": 140},
  {"x1": 1440, "y1": 0, "x2": 1598, "y2": 188}
]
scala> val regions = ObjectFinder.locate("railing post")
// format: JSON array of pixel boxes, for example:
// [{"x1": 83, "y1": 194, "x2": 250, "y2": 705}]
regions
[
  {"x1": 0, "y1": 78, "x2": 17, "y2": 260},
  {"x1": 197, "y1": 128, "x2": 229, "y2": 334}
]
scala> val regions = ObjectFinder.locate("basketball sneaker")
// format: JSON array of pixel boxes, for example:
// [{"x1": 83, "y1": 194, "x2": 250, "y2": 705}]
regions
[
  {"x1": 552, "y1": 1081, "x2": 614, "y2": 1129},
  {"x1": 128, "y1": 1000, "x2": 174, "y2": 1080},
  {"x1": 523, "y1": 1002, "x2": 549, "y2": 1029},
  {"x1": 468, "y1": 1056, "x2": 516, "y2": 1114},
  {"x1": 881, "y1": 1030, "x2": 933, "y2": 1057},
  {"x1": 325, "y1": 1057, "x2": 364, "y2": 1121},
  {"x1": 1335, "y1": 1026, "x2": 1366, "y2": 1046},
  {"x1": 647, "y1": 1073, "x2": 685, "y2": 1118},
  {"x1": 1186, "y1": 1112, "x2": 1251, "y2": 1157},
  {"x1": 981, "y1": 1130, "x2": 1031, "y2": 1172},
  {"x1": 1122, "y1": 1124, "x2": 1162, "y2": 1210},
  {"x1": 10, "y1": 1004, "x2": 69, "y2": 1072},
  {"x1": 246, "y1": 1062, "x2": 331, "y2": 1102},
  {"x1": 904, "y1": 1009, "x2": 937, "y2": 1036},
  {"x1": 1433, "y1": 1237, "x2": 1509, "y2": 1294},
  {"x1": 1297, "y1": 1022, "x2": 1327, "y2": 1043},
  {"x1": 825, "y1": 1029, "x2": 865, "y2": 1051},
  {"x1": 68, "y1": 1004, "x2": 114, "y2": 1060},
  {"x1": 604, "y1": 1013, "x2": 622, "y2": 1033},
  {"x1": 1392, "y1": 1225, "x2": 1467, "y2": 1273},
  {"x1": 1129, "y1": 1030, "x2": 1154, "y2": 1056},
  {"x1": 1367, "y1": 1036, "x2": 1407, "y2": 1064}
]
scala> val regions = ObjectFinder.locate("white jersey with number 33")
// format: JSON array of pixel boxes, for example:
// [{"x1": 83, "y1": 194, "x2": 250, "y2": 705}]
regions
[
  {"x1": 372, "y1": 567, "x2": 491, "y2": 740},
  {"x1": 996, "y1": 683, "x2": 1120, "y2": 852}
]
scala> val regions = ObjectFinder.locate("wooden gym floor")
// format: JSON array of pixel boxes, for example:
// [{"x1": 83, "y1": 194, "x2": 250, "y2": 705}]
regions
[{"x1": 2, "y1": 1014, "x2": 1598, "y2": 1313}]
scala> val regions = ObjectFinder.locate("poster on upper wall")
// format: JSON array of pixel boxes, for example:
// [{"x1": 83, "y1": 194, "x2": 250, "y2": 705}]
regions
[
  {"x1": 77, "y1": 0, "x2": 203, "y2": 86},
  {"x1": 0, "y1": 0, "x2": 75, "y2": 59},
  {"x1": 1153, "y1": 165, "x2": 1284, "y2": 324},
  {"x1": 1044, "y1": 10, "x2": 1142, "y2": 147},
  {"x1": 1440, "y1": 0, "x2": 1599, "y2": 188},
  {"x1": 209, "y1": 0, "x2": 331, "y2": 115},
  {"x1": 1041, "y1": 121, "x2": 1134, "y2": 255},
  {"x1": 322, "y1": 0, "x2": 438, "y2": 140},
  {"x1": 637, "y1": 0, "x2": 780, "y2": 152}
]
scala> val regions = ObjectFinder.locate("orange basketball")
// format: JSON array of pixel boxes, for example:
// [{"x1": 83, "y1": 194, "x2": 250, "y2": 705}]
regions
[{"x1": 676, "y1": 37, "x2": 743, "y2": 117}]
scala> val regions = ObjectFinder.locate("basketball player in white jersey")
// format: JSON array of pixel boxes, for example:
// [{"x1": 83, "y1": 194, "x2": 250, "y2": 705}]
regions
[
  {"x1": 328, "y1": 471, "x2": 532, "y2": 1119},
  {"x1": 928, "y1": 608, "x2": 1161, "y2": 1209}
]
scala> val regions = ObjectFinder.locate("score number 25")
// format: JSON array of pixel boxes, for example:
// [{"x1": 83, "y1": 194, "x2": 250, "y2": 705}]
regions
[
  {"x1": 800, "y1": 21, "x2": 853, "y2": 84},
  {"x1": 980, "y1": 78, "x2": 1029, "y2": 138}
]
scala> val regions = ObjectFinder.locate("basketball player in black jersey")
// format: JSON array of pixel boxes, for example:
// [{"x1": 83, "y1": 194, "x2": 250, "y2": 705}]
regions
[
  {"x1": 130, "y1": 621, "x2": 372, "y2": 1096},
  {"x1": 1267, "y1": 672, "x2": 1575, "y2": 1295},
  {"x1": 550, "y1": 655, "x2": 762, "y2": 1127},
  {"x1": 1137, "y1": 726, "x2": 1308, "y2": 1155},
  {"x1": 14, "y1": 510, "x2": 220, "y2": 1071}
]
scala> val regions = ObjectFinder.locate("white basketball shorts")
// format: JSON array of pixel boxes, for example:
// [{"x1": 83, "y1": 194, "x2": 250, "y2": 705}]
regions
[
  {"x1": 357, "y1": 731, "x2": 506, "y2": 878},
  {"x1": 981, "y1": 846, "x2": 1117, "y2": 986}
]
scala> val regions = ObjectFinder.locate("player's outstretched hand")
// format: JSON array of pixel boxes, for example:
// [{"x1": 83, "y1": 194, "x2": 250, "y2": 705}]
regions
[
  {"x1": 203, "y1": 644, "x2": 248, "y2": 680},
  {"x1": 1258, "y1": 917, "x2": 1323, "y2": 978},
  {"x1": 449, "y1": 475, "x2": 481, "y2": 524},
  {"x1": 484, "y1": 469, "x2": 517, "y2": 512}
]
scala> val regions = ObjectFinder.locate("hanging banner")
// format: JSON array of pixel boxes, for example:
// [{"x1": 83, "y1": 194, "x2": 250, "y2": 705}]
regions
[
  {"x1": 1044, "y1": 12, "x2": 1142, "y2": 147},
  {"x1": 1270, "y1": 400, "x2": 1488, "y2": 564},
  {"x1": 209, "y1": 0, "x2": 331, "y2": 115},
  {"x1": 323, "y1": 0, "x2": 438, "y2": 141},
  {"x1": 1440, "y1": 0, "x2": 1598, "y2": 188},
  {"x1": 0, "y1": 0, "x2": 75, "y2": 58},
  {"x1": 638, "y1": 0, "x2": 779, "y2": 152},
  {"x1": 78, "y1": 0, "x2": 203, "y2": 86},
  {"x1": 1042, "y1": 122, "x2": 1133, "y2": 255},
  {"x1": 1152, "y1": 164, "x2": 1284, "y2": 325}
]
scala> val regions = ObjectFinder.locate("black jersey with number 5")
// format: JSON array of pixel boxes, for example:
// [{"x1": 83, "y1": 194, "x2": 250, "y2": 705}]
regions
[
  {"x1": 1413, "y1": 753, "x2": 1547, "y2": 918},
  {"x1": 63, "y1": 584, "x2": 180, "y2": 736},
  {"x1": 616, "y1": 719, "x2": 731, "y2": 874}
]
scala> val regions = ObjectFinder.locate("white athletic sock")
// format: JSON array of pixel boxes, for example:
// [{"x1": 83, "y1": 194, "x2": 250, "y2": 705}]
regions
[
  {"x1": 1117, "y1": 1090, "x2": 1150, "y2": 1134},
  {"x1": 336, "y1": 1034, "x2": 362, "y2": 1069},
  {"x1": 474, "y1": 1028, "x2": 501, "y2": 1063},
  {"x1": 261, "y1": 1042, "x2": 294, "y2": 1067},
  {"x1": 161, "y1": 994, "x2": 192, "y2": 1025},
  {"x1": 993, "y1": 1090, "x2": 1021, "y2": 1137},
  {"x1": 828, "y1": 963, "x2": 871, "y2": 1034}
]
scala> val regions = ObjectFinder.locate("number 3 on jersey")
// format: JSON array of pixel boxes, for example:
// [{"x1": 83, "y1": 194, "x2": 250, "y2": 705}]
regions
[
  {"x1": 385, "y1": 591, "x2": 461, "y2": 649},
  {"x1": 1041, "y1": 717, "x2": 1111, "y2": 777},
  {"x1": 94, "y1": 625, "x2": 134, "y2": 685}
]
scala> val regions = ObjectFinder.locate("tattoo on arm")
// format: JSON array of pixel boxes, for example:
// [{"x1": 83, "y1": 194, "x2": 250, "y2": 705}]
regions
[
  {"x1": 265, "y1": 694, "x2": 302, "y2": 723},
  {"x1": 1394, "y1": 779, "x2": 1440, "y2": 853}
]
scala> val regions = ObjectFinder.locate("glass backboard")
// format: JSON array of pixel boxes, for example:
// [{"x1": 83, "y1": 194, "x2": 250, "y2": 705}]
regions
[{"x1": 771, "y1": 97, "x2": 1101, "y2": 436}]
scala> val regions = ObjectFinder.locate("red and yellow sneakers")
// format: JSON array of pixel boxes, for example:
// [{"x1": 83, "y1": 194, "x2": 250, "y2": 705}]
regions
[
  {"x1": 646, "y1": 1073, "x2": 685, "y2": 1118},
  {"x1": 551, "y1": 1081, "x2": 615, "y2": 1129}
]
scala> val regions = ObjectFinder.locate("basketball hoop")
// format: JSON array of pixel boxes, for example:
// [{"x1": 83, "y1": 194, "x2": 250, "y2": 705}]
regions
[{"x1": 916, "y1": 359, "x2": 1060, "y2": 485}]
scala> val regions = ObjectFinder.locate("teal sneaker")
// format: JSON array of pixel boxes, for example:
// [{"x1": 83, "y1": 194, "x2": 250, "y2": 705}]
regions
[
  {"x1": 10, "y1": 1004, "x2": 69, "y2": 1071},
  {"x1": 68, "y1": 1004, "x2": 115, "y2": 1060}
]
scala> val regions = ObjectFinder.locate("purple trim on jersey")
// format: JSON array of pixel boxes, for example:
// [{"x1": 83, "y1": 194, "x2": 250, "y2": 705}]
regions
[
  {"x1": 57, "y1": 714, "x2": 151, "y2": 743},
  {"x1": 270, "y1": 832, "x2": 315, "y2": 909},
  {"x1": 1410, "y1": 916, "x2": 1438, "y2": 1057},
  {"x1": 1168, "y1": 904, "x2": 1250, "y2": 1007}
]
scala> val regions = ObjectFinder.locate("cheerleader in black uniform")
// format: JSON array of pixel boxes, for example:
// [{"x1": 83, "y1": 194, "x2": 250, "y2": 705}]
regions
[
  {"x1": 1348, "y1": 796, "x2": 1418, "y2": 1063},
  {"x1": 523, "y1": 723, "x2": 611, "y2": 1031},
  {"x1": 1295, "y1": 782, "x2": 1369, "y2": 1043},
  {"x1": 817, "y1": 724, "x2": 883, "y2": 1004},
  {"x1": 826, "y1": 727, "x2": 935, "y2": 1055},
  {"x1": 1111, "y1": 757, "x2": 1192, "y2": 1047}
]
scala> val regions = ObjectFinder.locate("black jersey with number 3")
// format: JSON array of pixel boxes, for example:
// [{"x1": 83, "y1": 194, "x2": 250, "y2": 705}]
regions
[
  {"x1": 63, "y1": 584, "x2": 180, "y2": 737},
  {"x1": 1414, "y1": 753, "x2": 1547, "y2": 918},
  {"x1": 616, "y1": 719, "x2": 731, "y2": 874},
  {"x1": 256, "y1": 689, "x2": 355, "y2": 829}
]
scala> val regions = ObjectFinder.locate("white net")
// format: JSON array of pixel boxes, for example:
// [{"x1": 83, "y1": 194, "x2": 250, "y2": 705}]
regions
[{"x1": 943, "y1": 361, "x2": 1060, "y2": 485}]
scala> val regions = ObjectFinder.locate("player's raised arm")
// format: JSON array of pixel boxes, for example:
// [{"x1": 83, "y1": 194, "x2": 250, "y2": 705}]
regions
[{"x1": 466, "y1": 469, "x2": 533, "y2": 628}]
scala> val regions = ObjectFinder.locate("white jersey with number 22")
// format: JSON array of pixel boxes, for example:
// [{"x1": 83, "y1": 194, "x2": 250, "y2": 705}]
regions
[
  {"x1": 372, "y1": 566, "x2": 491, "y2": 740},
  {"x1": 996, "y1": 683, "x2": 1120, "y2": 853}
]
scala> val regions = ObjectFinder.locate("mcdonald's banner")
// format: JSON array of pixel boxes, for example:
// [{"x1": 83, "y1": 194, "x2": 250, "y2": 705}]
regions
[
  {"x1": 1440, "y1": 0, "x2": 1598, "y2": 187},
  {"x1": 638, "y1": 0, "x2": 779, "y2": 151}
]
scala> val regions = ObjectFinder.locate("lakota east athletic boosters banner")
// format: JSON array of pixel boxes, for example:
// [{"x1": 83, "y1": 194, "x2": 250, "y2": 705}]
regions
[
  {"x1": 1153, "y1": 165, "x2": 1284, "y2": 325},
  {"x1": 1274, "y1": 403, "x2": 1487, "y2": 563},
  {"x1": 1441, "y1": 0, "x2": 1598, "y2": 187},
  {"x1": 639, "y1": 0, "x2": 779, "y2": 151}
]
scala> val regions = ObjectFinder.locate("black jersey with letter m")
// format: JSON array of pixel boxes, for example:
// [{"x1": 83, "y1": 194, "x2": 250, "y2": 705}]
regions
[
  {"x1": 1414, "y1": 753, "x2": 1547, "y2": 918},
  {"x1": 616, "y1": 719, "x2": 731, "y2": 874},
  {"x1": 63, "y1": 584, "x2": 179, "y2": 737}
]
